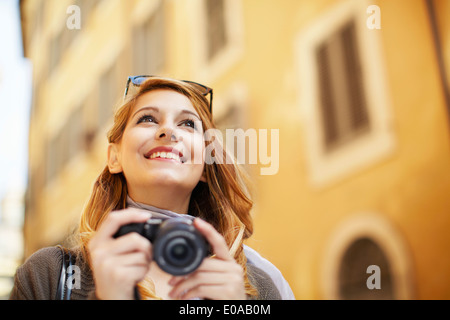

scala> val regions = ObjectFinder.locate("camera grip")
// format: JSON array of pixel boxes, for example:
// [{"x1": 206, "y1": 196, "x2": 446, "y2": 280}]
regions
[{"x1": 113, "y1": 223, "x2": 145, "y2": 238}]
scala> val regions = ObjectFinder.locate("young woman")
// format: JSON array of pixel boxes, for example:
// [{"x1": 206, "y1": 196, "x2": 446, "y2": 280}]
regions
[{"x1": 10, "y1": 76, "x2": 294, "y2": 300}]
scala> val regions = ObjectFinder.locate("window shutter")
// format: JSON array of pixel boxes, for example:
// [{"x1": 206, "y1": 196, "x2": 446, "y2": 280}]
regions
[{"x1": 316, "y1": 21, "x2": 370, "y2": 152}]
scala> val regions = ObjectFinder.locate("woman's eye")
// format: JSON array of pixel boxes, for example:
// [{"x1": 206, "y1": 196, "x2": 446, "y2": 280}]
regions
[
  {"x1": 137, "y1": 114, "x2": 156, "y2": 124},
  {"x1": 181, "y1": 119, "x2": 197, "y2": 129}
]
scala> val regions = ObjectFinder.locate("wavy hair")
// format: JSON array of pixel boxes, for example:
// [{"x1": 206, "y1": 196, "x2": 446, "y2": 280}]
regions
[{"x1": 77, "y1": 77, "x2": 257, "y2": 299}]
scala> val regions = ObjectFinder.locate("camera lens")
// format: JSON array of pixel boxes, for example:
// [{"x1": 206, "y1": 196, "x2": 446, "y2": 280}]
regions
[
  {"x1": 165, "y1": 238, "x2": 193, "y2": 266},
  {"x1": 153, "y1": 218, "x2": 208, "y2": 275},
  {"x1": 172, "y1": 243, "x2": 187, "y2": 259}
]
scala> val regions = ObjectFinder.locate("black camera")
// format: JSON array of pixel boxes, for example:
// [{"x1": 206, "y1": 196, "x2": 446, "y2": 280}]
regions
[{"x1": 114, "y1": 217, "x2": 209, "y2": 276}]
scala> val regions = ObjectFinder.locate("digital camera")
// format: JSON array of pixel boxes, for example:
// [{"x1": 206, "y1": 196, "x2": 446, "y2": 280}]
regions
[{"x1": 114, "y1": 217, "x2": 209, "y2": 276}]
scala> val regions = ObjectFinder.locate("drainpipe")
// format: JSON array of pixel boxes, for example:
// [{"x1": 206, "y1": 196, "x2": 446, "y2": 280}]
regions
[{"x1": 425, "y1": 0, "x2": 450, "y2": 129}]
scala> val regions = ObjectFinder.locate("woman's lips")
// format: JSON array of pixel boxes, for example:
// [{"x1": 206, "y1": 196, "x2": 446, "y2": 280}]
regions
[{"x1": 144, "y1": 146, "x2": 185, "y2": 163}]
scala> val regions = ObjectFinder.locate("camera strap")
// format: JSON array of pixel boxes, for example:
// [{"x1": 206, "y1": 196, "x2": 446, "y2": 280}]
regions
[{"x1": 56, "y1": 245, "x2": 74, "y2": 300}]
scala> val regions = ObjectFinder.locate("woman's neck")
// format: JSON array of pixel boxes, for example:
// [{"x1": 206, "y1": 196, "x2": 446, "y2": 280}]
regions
[{"x1": 126, "y1": 188, "x2": 191, "y2": 215}]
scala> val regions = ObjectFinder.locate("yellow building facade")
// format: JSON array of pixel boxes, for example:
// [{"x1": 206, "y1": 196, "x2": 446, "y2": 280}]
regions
[{"x1": 20, "y1": 0, "x2": 450, "y2": 299}]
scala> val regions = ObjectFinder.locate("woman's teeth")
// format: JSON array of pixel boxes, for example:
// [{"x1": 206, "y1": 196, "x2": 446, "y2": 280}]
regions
[{"x1": 148, "y1": 151, "x2": 181, "y2": 162}]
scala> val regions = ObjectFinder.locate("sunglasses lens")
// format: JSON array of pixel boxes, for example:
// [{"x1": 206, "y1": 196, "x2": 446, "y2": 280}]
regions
[{"x1": 132, "y1": 76, "x2": 150, "y2": 86}]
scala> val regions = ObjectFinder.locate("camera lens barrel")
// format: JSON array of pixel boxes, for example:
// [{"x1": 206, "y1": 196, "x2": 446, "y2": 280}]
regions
[{"x1": 154, "y1": 219, "x2": 208, "y2": 275}]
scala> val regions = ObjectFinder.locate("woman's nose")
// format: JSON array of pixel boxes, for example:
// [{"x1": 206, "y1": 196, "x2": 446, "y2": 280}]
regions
[{"x1": 156, "y1": 126, "x2": 178, "y2": 142}]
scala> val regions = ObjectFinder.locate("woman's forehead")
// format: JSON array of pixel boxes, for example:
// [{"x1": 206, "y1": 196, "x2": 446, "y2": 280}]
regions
[{"x1": 133, "y1": 89, "x2": 198, "y2": 115}]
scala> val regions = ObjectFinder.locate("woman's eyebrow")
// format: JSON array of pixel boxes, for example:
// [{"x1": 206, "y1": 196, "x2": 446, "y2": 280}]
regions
[
  {"x1": 133, "y1": 106, "x2": 201, "y2": 121},
  {"x1": 180, "y1": 109, "x2": 201, "y2": 121},
  {"x1": 132, "y1": 106, "x2": 159, "y2": 118}
]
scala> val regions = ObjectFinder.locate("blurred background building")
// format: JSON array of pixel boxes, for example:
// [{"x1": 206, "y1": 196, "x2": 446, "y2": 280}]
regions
[
  {"x1": 0, "y1": 0, "x2": 31, "y2": 299},
  {"x1": 13, "y1": 0, "x2": 450, "y2": 299}
]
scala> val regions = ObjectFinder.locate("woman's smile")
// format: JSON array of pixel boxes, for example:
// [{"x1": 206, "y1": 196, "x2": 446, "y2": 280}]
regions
[{"x1": 144, "y1": 145, "x2": 185, "y2": 163}]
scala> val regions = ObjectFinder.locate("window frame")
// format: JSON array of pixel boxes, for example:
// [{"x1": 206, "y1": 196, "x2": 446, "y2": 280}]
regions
[
  {"x1": 295, "y1": 0, "x2": 395, "y2": 188},
  {"x1": 131, "y1": 0, "x2": 167, "y2": 75},
  {"x1": 320, "y1": 213, "x2": 415, "y2": 299},
  {"x1": 188, "y1": 0, "x2": 245, "y2": 83}
]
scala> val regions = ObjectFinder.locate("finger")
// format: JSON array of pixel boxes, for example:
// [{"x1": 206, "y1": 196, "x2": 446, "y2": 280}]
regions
[
  {"x1": 193, "y1": 218, "x2": 232, "y2": 261},
  {"x1": 179, "y1": 284, "x2": 244, "y2": 300},
  {"x1": 95, "y1": 208, "x2": 152, "y2": 241},
  {"x1": 107, "y1": 264, "x2": 150, "y2": 286},
  {"x1": 169, "y1": 260, "x2": 243, "y2": 298},
  {"x1": 109, "y1": 233, "x2": 152, "y2": 261},
  {"x1": 90, "y1": 231, "x2": 153, "y2": 265},
  {"x1": 168, "y1": 258, "x2": 226, "y2": 286},
  {"x1": 169, "y1": 271, "x2": 227, "y2": 298},
  {"x1": 93, "y1": 254, "x2": 151, "y2": 283},
  {"x1": 110, "y1": 252, "x2": 152, "y2": 267},
  {"x1": 195, "y1": 257, "x2": 242, "y2": 273},
  {"x1": 180, "y1": 285, "x2": 219, "y2": 300}
]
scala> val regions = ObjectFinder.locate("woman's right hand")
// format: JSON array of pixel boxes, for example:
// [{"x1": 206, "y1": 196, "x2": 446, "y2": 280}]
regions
[{"x1": 87, "y1": 208, "x2": 153, "y2": 300}]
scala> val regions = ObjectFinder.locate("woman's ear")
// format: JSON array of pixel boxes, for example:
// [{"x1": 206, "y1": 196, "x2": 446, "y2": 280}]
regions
[{"x1": 107, "y1": 143, "x2": 123, "y2": 174}]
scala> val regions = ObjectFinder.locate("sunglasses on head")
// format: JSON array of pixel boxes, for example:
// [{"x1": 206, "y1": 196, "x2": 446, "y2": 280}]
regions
[{"x1": 123, "y1": 75, "x2": 213, "y2": 112}]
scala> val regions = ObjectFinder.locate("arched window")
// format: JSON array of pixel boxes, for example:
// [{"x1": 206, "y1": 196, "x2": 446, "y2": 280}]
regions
[
  {"x1": 338, "y1": 237, "x2": 394, "y2": 299},
  {"x1": 320, "y1": 213, "x2": 415, "y2": 300}
]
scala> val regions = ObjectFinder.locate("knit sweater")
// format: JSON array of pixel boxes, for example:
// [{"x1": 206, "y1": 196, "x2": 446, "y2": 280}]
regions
[{"x1": 9, "y1": 246, "x2": 282, "y2": 300}]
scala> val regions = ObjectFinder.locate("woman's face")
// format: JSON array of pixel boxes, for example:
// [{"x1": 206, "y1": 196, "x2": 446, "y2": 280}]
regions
[{"x1": 108, "y1": 89, "x2": 206, "y2": 204}]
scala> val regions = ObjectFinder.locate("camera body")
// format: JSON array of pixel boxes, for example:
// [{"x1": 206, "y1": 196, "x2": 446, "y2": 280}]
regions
[{"x1": 114, "y1": 217, "x2": 209, "y2": 276}]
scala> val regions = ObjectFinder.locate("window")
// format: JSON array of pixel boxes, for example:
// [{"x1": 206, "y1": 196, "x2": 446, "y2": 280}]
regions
[
  {"x1": 28, "y1": 162, "x2": 45, "y2": 217},
  {"x1": 296, "y1": 0, "x2": 395, "y2": 188},
  {"x1": 320, "y1": 213, "x2": 415, "y2": 300},
  {"x1": 188, "y1": 0, "x2": 244, "y2": 82},
  {"x1": 205, "y1": 0, "x2": 227, "y2": 61},
  {"x1": 46, "y1": 135, "x2": 59, "y2": 184},
  {"x1": 213, "y1": 83, "x2": 249, "y2": 169},
  {"x1": 216, "y1": 103, "x2": 243, "y2": 164},
  {"x1": 46, "y1": 125, "x2": 68, "y2": 184},
  {"x1": 45, "y1": 106, "x2": 84, "y2": 184},
  {"x1": 49, "y1": 27, "x2": 73, "y2": 76},
  {"x1": 339, "y1": 238, "x2": 394, "y2": 299},
  {"x1": 132, "y1": 1, "x2": 166, "y2": 75},
  {"x1": 82, "y1": 90, "x2": 99, "y2": 153},
  {"x1": 316, "y1": 21, "x2": 370, "y2": 152},
  {"x1": 67, "y1": 106, "x2": 84, "y2": 160},
  {"x1": 216, "y1": 103, "x2": 242, "y2": 132}
]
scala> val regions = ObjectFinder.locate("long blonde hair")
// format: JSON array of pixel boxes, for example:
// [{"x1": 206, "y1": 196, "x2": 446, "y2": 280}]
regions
[{"x1": 77, "y1": 77, "x2": 257, "y2": 299}]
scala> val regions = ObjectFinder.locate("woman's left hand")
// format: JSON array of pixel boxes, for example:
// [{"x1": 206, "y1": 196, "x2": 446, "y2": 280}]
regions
[{"x1": 168, "y1": 218, "x2": 246, "y2": 300}]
